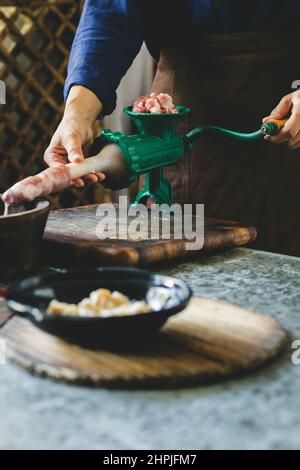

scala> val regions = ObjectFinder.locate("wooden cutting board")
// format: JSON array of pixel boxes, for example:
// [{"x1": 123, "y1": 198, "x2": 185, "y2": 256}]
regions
[
  {"x1": 42, "y1": 204, "x2": 257, "y2": 267},
  {"x1": 1, "y1": 297, "x2": 287, "y2": 388}
]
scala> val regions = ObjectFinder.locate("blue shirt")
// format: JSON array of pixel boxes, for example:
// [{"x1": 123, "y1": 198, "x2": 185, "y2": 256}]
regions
[{"x1": 65, "y1": 0, "x2": 300, "y2": 116}]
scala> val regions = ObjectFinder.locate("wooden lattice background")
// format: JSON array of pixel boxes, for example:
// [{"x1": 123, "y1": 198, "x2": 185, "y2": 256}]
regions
[{"x1": 0, "y1": 0, "x2": 112, "y2": 208}]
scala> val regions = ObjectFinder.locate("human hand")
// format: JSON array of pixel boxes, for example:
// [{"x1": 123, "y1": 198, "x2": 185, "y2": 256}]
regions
[
  {"x1": 262, "y1": 90, "x2": 300, "y2": 149},
  {"x1": 44, "y1": 86, "x2": 105, "y2": 186}
]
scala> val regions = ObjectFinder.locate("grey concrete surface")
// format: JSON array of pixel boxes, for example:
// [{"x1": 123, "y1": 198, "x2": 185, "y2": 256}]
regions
[{"x1": 0, "y1": 248, "x2": 299, "y2": 450}]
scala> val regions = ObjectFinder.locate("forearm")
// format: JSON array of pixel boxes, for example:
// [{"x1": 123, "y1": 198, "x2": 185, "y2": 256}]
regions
[
  {"x1": 65, "y1": 85, "x2": 103, "y2": 125},
  {"x1": 64, "y1": 0, "x2": 143, "y2": 117}
]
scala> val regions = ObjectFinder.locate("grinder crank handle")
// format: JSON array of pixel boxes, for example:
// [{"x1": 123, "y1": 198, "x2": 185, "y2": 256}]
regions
[{"x1": 184, "y1": 118, "x2": 289, "y2": 144}]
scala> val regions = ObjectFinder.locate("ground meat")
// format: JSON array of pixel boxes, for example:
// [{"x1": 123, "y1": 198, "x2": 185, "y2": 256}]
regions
[{"x1": 132, "y1": 93, "x2": 178, "y2": 114}]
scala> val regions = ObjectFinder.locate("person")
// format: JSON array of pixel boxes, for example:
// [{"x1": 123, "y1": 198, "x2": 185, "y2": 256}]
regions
[{"x1": 45, "y1": 0, "x2": 300, "y2": 256}]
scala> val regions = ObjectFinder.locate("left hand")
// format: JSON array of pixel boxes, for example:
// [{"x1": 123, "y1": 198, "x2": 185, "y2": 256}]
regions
[{"x1": 262, "y1": 90, "x2": 300, "y2": 149}]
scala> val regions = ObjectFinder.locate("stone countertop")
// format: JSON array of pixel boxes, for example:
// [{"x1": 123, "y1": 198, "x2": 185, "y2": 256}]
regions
[{"x1": 0, "y1": 248, "x2": 299, "y2": 450}]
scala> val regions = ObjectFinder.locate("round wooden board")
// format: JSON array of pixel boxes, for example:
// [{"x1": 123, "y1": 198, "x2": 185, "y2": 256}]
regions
[{"x1": 1, "y1": 297, "x2": 288, "y2": 389}]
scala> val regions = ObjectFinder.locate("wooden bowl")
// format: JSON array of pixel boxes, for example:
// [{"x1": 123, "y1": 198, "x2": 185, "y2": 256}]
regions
[{"x1": 0, "y1": 197, "x2": 50, "y2": 280}]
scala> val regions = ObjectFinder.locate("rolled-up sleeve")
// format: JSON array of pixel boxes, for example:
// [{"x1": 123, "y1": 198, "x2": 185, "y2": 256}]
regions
[{"x1": 64, "y1": 0, "x2": 144, "y2": 116}]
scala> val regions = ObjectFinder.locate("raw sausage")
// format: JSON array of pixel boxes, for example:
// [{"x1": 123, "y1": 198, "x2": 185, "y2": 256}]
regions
[
  {"x1": 2, "y1": 165, "x2": 72, "y2": 205},
  {"x1": 2, "y1": 144, "x2": 127, "y2": 205}
]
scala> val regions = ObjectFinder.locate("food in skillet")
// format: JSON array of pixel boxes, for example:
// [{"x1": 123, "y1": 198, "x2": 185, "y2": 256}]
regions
[{"x1": 47, "y1": 288, "x2": 151, "y2": 318}]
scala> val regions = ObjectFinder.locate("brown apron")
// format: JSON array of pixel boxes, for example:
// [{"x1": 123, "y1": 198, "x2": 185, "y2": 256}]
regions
[{"x1": 149, "y1": 29, "x2": 300, "y2": 256}]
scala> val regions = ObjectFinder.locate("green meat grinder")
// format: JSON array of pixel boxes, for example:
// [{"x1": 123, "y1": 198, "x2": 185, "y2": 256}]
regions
[{"x1": 99, "y1": 106, "x2": 286, "y2": 206}]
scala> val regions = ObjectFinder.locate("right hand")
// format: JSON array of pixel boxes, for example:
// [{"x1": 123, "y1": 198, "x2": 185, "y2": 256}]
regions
[{"x1": 44, "y1": 86, "x2": 105, "y2": 187}]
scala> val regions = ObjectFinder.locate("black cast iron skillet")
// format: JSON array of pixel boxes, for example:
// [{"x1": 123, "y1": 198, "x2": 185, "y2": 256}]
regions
[{"x1": 3, "y1": 267, "x2": 192, "y2": 349}]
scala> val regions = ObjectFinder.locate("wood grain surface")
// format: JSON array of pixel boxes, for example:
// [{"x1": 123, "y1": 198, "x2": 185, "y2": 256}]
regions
[
  {"x1": 42, "y1": 204, "x2": 257, "y2": 267},
  {"x1": 1, "y1": 297, "x2": 287, "y2": 389}
]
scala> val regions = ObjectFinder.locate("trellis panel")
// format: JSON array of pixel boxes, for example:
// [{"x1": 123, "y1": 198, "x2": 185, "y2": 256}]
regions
[{"x1": 0, "y1": 1, "x2": 112, "y2": 208}]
